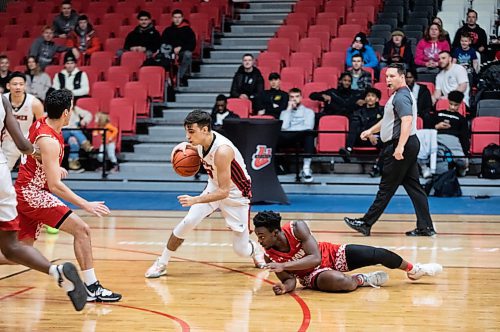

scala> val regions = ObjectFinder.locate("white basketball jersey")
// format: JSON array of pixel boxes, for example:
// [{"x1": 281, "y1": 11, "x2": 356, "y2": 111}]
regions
[
  {"x1": 0, "y1": 99, "x2": 7, "y2": 164},
  {"x1": 197, "y1": 133, "x2": 252, "y2": 200},
  {"x1": 3, "y1": 93, "x2": 36, "y2": 139}
]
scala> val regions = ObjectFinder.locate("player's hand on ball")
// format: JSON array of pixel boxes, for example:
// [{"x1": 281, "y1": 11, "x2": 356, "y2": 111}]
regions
[
  {"x1": 83, "y1": 201, "x2": 110, "y2": 217},
  {"x1": 178, "y1": 195, "x2": 197, "y2": 207},
  {"x1": 265, "y1": 262, "x2": 285, "y2": 273},
  {"x1": 272, "y1": 283, "x2": 286, "y2": 295}
]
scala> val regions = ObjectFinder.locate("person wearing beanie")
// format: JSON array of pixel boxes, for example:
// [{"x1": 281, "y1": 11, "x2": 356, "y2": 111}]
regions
[
  {"x1": 346, "y1": 32, "x2": 379, "y2": 69},
  {"x1": 381, "y1": 29, "x2": 414, "y2": 69},
  {"x1": 66, "y1": 15, "x2": 101, "y2": 63},
  {"x1": 123, "y1": 10, "x2": 161, "y2": 58},
  {"x1": 52, "y1": 0, "x2": 79, "y2": 38}
]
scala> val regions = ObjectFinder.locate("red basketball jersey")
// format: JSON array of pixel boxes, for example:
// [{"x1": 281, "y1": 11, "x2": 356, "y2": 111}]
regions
[
  {"x1": 15, "y1": 117, "x2": 65, "y2": 191},
  {"x1": 264, "y1": 221, "x2": 342, "y2": 279}
]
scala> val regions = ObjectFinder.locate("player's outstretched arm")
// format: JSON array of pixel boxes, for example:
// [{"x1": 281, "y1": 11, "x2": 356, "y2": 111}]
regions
[
  {"x1": 38, "y1": 136, "x2": 110, "y2": 217},
  {"x1": 268, "y1": 257, "x2": 297, "y2": 295},
  {"x1": 178, "y1": 145, "x2": 233, "y2": 207},
  {"x1": 3, "y1": 96, "x2": 34, "y2": 155}
]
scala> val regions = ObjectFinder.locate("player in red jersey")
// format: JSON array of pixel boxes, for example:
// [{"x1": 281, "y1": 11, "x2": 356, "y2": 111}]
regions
[
  {"x1": 253, "y1": 211, "x2": 442, "y2": 295},
  {"x1": 0, "y1": 89, "x2": 121, "y2": 303},
  {"x1": 0, "y1": 94, "x2": 87, "y2": 311}
]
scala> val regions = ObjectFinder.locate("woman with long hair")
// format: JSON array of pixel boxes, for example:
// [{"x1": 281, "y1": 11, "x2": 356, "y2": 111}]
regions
[
  {"x1": 415, "y1": 23, "x2": 450, "y2": 73},
  {"x1": 25, "y1": 56, "x2": 52, "y2": 101}
]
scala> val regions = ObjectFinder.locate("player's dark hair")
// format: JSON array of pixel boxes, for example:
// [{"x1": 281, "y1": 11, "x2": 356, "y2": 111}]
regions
[
  {"x1": 184, "y1": 109, "x2": 212, "y2": 131},
  {"x1": 289, "y1": 87, "x2": 301, "y2": 95},
  {"x1": 448, "y1": 90, "x2": 464, "y2": 104},
  {"x1": 242, "y1": 53, "x2": 254, "y2": 59},
  {"x1": 352, "y1": 53, "x2": 364, "y2": 62},
  {"x1": 439, "y1": 50, "x2": 452, "y2": 57},
  {"x1": 8, "y1": 71, "x2": 26, "y2": 82},
  {"x1": 253, "y1": 211, "x2": 282, "y2": 232},
  {"x1": 406, "y1": 67, "x2": 418, "y2": 80},
  {"x1": 364, "y1": 87, "x2": 381, "y2": 100},
  {"x1": 172, "y1": 9, "x2": 183, "y2": 16},
  {"x1": 460, "y1": 32, "x2": 472, "y2": 40},
  {"x1": 215, "y1": 94, "x2": 227, "y2": 102},
  {"x1": 45, "y1": 89, "x2": 73, "y2": 119},
  {"x1": 388, "y1": 63, "x2": 406, "y2": 76}
]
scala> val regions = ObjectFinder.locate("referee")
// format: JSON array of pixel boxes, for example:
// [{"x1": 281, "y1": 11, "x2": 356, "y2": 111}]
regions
[{"x1": 344, "y1": 63, "x2": 436, "y2": 237}]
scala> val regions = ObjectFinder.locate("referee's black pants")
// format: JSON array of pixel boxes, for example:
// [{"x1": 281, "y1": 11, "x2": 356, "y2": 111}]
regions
[{"x1": 363, "y1": 135, "x2": 434, "y2": 230}]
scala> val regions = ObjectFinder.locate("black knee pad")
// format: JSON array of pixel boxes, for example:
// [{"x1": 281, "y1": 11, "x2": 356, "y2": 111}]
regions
[{"x1": 373, "y1": 248, "x2": 403, "y2": 269}]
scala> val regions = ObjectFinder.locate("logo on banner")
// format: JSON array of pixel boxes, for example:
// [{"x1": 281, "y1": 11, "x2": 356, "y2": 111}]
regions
[{"x1": 251, "y1": 145, "x2": 272, "y2": 170}]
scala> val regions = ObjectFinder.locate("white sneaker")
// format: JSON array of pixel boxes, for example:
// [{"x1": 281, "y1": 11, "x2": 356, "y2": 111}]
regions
[
  {"x1": 251, "y1": 240, "x2": 266, "y2": 269},
  {"x1": 407, "y1": 263, "x2": 443, "y2": 280},
  {"x1": 302, "y1": 168, "x2": 314, "y2": 183},
  {"x1": 355, "y1": 271, "x2": 389, "y2": 288},
  {"x1": 145, "y1": 258, "x2": 167, "y2": 278}
]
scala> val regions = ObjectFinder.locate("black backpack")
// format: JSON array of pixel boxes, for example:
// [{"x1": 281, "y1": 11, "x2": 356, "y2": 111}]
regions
[
  {"x1": 425, "y1": 169, "x2": 462, "y2": 197},
  {"x1": 480, "y1": 143, "x2": 500, "y2": 179}
]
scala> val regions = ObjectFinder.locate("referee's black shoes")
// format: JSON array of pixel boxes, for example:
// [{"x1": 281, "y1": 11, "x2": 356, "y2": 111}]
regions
[
  {"x1": 344, "y1": 217, "x2": 371, "y2": 236},
  {"x1": 405, "y1": 228, "x2": 437, "y2": 236}
]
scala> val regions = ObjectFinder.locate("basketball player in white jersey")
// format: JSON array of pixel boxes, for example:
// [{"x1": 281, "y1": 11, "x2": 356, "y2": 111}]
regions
[
  {"x1": 2, "y1": 72, "x2": 45, "y2": 170},
  {"x1": 145, "y1": 110, "x2": 266, "y2": 278}
]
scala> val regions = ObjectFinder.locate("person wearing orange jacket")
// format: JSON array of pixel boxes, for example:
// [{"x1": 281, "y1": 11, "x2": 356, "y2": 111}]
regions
[{"x1": 66, "y1": 15, "x2": 101, "y2": 65}]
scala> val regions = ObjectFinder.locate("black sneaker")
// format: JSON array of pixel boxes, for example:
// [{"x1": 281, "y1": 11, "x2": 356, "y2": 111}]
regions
[
  {"x1": 405, "y1": 228, "x2": 437, "y2": 237},
  {"x1": 57, "y1": 262, "x2": 87, "y2": 311},
  {"x1": 344, "y1": 217, "x2": 371, "y2": 236},
  {"x1": 85, "y1": 281, "x2": 122, "y2": 302},
  {"x1": 339, "y1": 147, "x2": 351, "y2": 163},
  {"x1": 369, "y1": 165, "x2": 381, "y2": 177},
  {"x1": 179, "y1": 77, "x2": 188, "y2": 87}
]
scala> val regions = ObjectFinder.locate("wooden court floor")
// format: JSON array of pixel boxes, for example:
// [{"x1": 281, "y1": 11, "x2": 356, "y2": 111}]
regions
[{"x1": 1, "y1": 210, "x2": 499, "y2": 331}]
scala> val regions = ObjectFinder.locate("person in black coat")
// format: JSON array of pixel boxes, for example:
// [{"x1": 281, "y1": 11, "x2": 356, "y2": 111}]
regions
[
  {"x1": 405, "y1": 68, "x2": 433, "y2": 128},
  {"x1": 309, "y1": 72, "x2": 363, "y2": 117},
  {"x1": 124, "y1": 11, "x2": 161, "y2": 58},
  {"x1": 254, "y1": 72, "x2": 289, "y2": 118},
  {"x1": 381, "y1": 30, "x2": 414, "y2": 69},
  {"x1": 229, "y1": 54, "x2": 264, "y2": 109},
  {"x1": 211, "y1": 94, "x2": 240, "y2": 135},
  {"x1": 161, "y1": 10, "x2": 196, "y2": 86}
]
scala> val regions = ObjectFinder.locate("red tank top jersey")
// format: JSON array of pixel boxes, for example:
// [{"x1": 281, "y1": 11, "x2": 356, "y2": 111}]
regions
[
  {"x1": 15, "y1": 117, "x2": 64, "y2": 191},
  {"x1": 264, "y1": 221, "x2": 342, "y2": 279}
]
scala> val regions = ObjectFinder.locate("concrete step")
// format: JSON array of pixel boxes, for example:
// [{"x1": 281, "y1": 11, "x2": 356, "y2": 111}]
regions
[
  {"x1": 128, "y1": 143, "x2": 177, "y2": 161},
  {"x1": 236, "y1": 8, "x2": 291, "y2": 14},
  {"x1": 182, "y1": 78, "x2": 232, "y2": 92},
  {"x1": 239, "y1": 13, "x2": 288, "y2": 21},
  {"x1": 162, "y1": 109, "x2": 199, "y2": 123},
  {"x1": 212, "y1": 44, "x2": 266, "y2": 51},
  {"x1": 209, "y1": 50, "x2": 261, "y2": 60},
  {"x1": 119, "y1": 161, "x2": 175, "y2": 176},
  {"x1": 223, "y1": 32, "x2": 275, "y2": 38},
  {"x1": 233, "y1": 20, "x2": 284, "y2": 25},
  {"x1": 202, "y1": 58, "x2": 245, "y2": 65},
  {"x1": 195, "y1": 64, "x2": 238, "y2": 78},
  {"x1": 167, "y1": 102, "x2": 214, "y2": 109},
  {"x1": 247, "y1": 2, "x2": 294, "y2": 10},
  {"x1": 175, "y1": 92, "x2": 221, "y2": 104},
  {"x1": 147, "y1": 125, "x2": 186, "y2": 140},
  {"x1": 220, "y1": 37, "x2": 269, "y2": 48},
  {"x1": 230, "y1": 25, "x2": 280, "y2": 34}
]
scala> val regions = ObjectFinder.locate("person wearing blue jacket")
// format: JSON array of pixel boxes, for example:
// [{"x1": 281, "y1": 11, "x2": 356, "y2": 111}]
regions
[{"x1": 346, "y1": 32, "x2": 379, "y2": 69}]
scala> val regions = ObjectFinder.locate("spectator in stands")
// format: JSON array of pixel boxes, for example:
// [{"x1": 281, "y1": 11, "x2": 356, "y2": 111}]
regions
[
  {"x1": 309, "y1": 72, "x2": 362, "y2": 117},
  {"x1": 433, "y1": 90, "x2": 469, "y2": 176},
  {"x1": 415, "y1": 23, "x2": 450, "y2": 73},
  {"x1": 64, "y1": 105, "x2": 93, "y2": 173},
  {"x1": 0, "y1": 55, "x2": 12, "y2": 94},
  {"x1": 94, "y1": 112, "x2": 119, "y2": 173},
  {"x1": 124, "y1": 11, "x2": 161, "y2": 59},
  {"x1": 52, "y1": 50, "x2": 89, "y2": 102},
  {"x1": 405, "y1": 68, "x2": 433, "y2": 128},
  {"x1": 160, "y1": 10, "x2": 196, "y2": 87},
  {"x1": 278, "y1": 88, "x2": 316, "y2": 183},
  {"x1": 348, "y1": 54, "x2": 372, "y2": 92},
  {"x1": 452, "y1": 32, "x2": 479, "y2": 74},
  {"x1": 29, "y1": 26, "x2": 79, "y2": 69},
  {"x1": 254, "y1": 72, "x2": 288, "y2": 119},
  {"x1": 339, "y1": 87, "x2": 384, "y2": 163},
  {"x1": 66, "y1": 15, "x2": 101, "y2": 64},
  {"x1": 210, "y1": 94, "x2": 240, "y2": 134},
  {"x1": 346, "y1": 32, "x2": 379, "y2": 69},
  {"x1": 52, "y1": 0, "x2": 79, "y2": 38},
  {"x1": 431, "y1": 17, "x2": 452, "y2": 47},
  {"x1": 380, "y1": 29, "x2": 414, "y2": 69},
  {"x1": 229, "y1": 54, "x2": 264, "y2": 109},
  {"x1": 433, "y1": 51, "x2": 470, "y2": 107},
  {"x1": 25, "y1": 56, "x2": 52, "y2": 101},
  {"x1": 452, "y1": 9, "x2": 488, "y2": 56}
]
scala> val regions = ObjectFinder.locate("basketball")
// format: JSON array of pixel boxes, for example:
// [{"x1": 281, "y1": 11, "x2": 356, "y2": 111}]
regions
[{"x1": 172, "y1": 149, "x2": 201, "y2": 177}]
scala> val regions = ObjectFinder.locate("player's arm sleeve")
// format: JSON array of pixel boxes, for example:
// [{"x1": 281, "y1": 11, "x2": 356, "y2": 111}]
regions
[{"x1": 392, "y1": 92, "x2": 413, "y2": 118}]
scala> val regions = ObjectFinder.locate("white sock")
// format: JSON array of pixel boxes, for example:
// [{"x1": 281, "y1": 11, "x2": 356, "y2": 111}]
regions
[
  {"x1": 159, "y1": 247, "x2": 174, "y2": 265},
  {"x1": 303, "y1": 158, "x2": 311, "y2": 170},
  {"x1": 82, "y1": 268, "x2": 98, "y2": 286},
  {"x1": 50, "y1": 265, "x2": 75, "y2": 292}
]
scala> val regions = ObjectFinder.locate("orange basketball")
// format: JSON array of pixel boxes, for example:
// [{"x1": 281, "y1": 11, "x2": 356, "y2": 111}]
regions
[{"x1": 172, "y1": 149, "x2": 201, "y2": 177}]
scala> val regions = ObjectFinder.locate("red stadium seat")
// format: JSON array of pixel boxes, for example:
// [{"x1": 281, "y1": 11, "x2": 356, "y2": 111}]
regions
[
  {"x1": 297, "y1": 38, "x2": 322, "y2": 65},
  {"x1": 103, "y1": 38, "x2": 124, "y2": 56},
  {"x1": 76, "y1": 97, "x2": 101, "y2": 117},
  {"x1": 120, "y1": 52, "x2": 145, "y2": 79},
  {"x1": 417, "y1": 117, "x2": 424, "y2": 130},
  {"x1": 276, "y1": 25, "x2": 300, "y2": 52},
  {"x1": 44, "y1": 65, "x2": 63, "y2": 81},
  {"x1": 91, "y1": 81, "x2": 116, "y2": 113},
  {"x1": 322, "y1": 51, "x2": 346, "y2": 72},
  {"x1": 317, "y1": 115, "x2": 349, "y2": 153},
  {"x1": 302, "y1": 82, "x2": 329, "y2": 100},
  {"x1": 355, "y1": 5, "x2": 376, "y2": 24},
  {"x1": 338, "y1": 24, "x2": 363, "y2": 39},
  {"x1": 90, "y1": 51, "x2": 114, "y2": 78},
  {"x1": 227, "y1": 98, "x2": 252, "y2": 118},
  {"x1": 2, "y1": 50, "x2": 23, "y2": 66},
  {"x1": 373, "y1": 82, "x2": 391, "y2": 101},
  {"x1": 191, "y1": 13, "x2": 213, "y2": 44},
  {"x1": 113, "y1": 3, "x2": 138, "y2": 19},
  {"x1": 417, "y1": 81, "x2": 435, "y2": 95},
  {"x1": 267, "y1": 38, "x2": 291, "y2": 65},
  {"x1": 290, "y1": 52, "x2": 315, "y2": 82},
  {"x1": 301, "y1": 98, "x2": 321, "y2": 113},
  {"x1": 470, "y1": 117, "x2": 500, "y2": 155},
  {"x1": 330, "y1": 38, "x2": 353, "y2": 53},
  {"x1": 257, "y1": 66, "x2": 272, "y2": 89},
  {"x1": 324, "y1": 4, "x2": 346, "y2": 20},
  {"x1": 16, "y1": 13, "x2": 41, "y2": 27},
  {"x1": 6, "y1": 2, "x2": 28, "y2": 16},
  {"x1": 435, "y1": 98, "x2": 467, "y2": 117},
  {"x1": 292, "y1": 4, "x2": 317, "y2": 24},
  {"x1": 198, "y1": 2, "x2": 222, "y2": 31},
  {"x1": 138, "y1": 66, "x2": 166, "y2": 102},
  {"x1": 316, "y1": 14, "x2": 339, "y2": 35},
  {"x1": 14, "y1": 38, "x2": 33, "y2": 54},
  {"x1": 280, "y1": 67, "x2": 306, "y2": 88},
  {"x1": 106, "y1": 66, "x2": 131, "y2": 97},
  {"x1": 308, "y1": 25, "x2": 331, "y2": 52},
  {"x1": 101, "y1": 13, "x2": 126, "y2": 27},
  {"x1": 79, "y1": 66, "x2": 100, "y2": 93},
  {"x1": 256, "y1": 52, "x2": 282, "y2": 73},
  {"x1": 285, "y1": 17, "x2": 309, "y2": 38},
  {"x1": 118, "y1": 25, "x2": 135, "y2": 39},
  {"x1": 313, "y1": 67, "x2": 340, "y2": 88},
  {"x1": 2, "y1": 26, "x2": 26, "y2": 46},
  {"x1": 123, "y1": 81, "x2": 150, "y2": 117},
  {"x1": 109, "y1": 98, "x2": 136, "y2": 135}
]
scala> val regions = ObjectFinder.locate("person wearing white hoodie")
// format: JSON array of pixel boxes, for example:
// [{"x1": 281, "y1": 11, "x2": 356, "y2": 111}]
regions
[{"x1": 52, "y1": 51, "x2": 89, "y2": 102}]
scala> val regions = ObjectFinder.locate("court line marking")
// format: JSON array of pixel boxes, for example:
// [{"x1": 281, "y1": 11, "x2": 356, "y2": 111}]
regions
[
  {"x1": 0, "y1": 259, "x2": 61, "y2": 281},
  {"x1": 0, "y1": 286, "x2": 35, "y2": 301}
]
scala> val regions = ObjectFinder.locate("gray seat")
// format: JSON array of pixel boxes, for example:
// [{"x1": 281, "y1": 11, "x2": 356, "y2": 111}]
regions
[
  {"x1": 407, "y1": 17, "x2": 429, "y2": 27},
  {"x1": 372, "y1": 44, "x2": 385, "y2": 56},
  {"x1": 377, "y1": 17, "x2": 398, "y2": 30},
  {"x1": 405, "y1": 30, "x2": 423, "y2": 40},
  {"x1": 367, "y1": 37, "x2": 387, "y2": 45},
  {"x1": 371, "y1": 24, "x2": 393, "y2": 32},
  {"x1": 403, "y1": 24, "x2": 424, "y2": 32},
  {"x1": 369, "y1": 30, "x2": 392, "y2": 42},
  {"x1": 477, "y1": 99, "x2": 500, "y2": 117}
]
